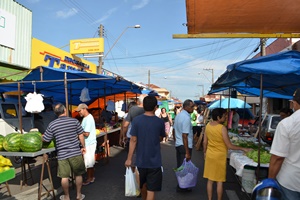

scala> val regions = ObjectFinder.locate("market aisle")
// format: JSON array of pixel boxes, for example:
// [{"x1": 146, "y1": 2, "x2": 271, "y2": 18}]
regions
[
  {"x1": 1, "y1": 140, "x2": 250, "y2": 200},
  {"x1": 76, "y1": 139, "x2": 249, "y2": 200}
]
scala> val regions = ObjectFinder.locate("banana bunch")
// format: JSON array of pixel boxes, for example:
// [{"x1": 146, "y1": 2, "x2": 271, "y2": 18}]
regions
[{"x1": 0, "y1": 155, "x2": 13, "y2": 173}]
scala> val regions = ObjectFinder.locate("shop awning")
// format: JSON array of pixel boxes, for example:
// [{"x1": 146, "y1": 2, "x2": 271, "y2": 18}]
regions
[
  {"x1": 173, "y1": 0, "x2": 300, "y2": 38},
  {"x1": 0, "y1": 64, "x2": 29, "y2": 81}
]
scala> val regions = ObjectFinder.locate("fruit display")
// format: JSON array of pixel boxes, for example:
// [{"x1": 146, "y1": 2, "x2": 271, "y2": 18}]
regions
[
  {"x1": 3, "y1": 133, "x2": 22, "y2": 152},
  {"x1": 0, "y1": 135, "x2": 4, "y2": 151},
  {"x1": 0, "y1": 131, "x2": 50, "y2": 152},
  {"x1": 0, "y1": 155, "x2": 13, "y2": 172},
  {"x1": 20, "y1": 132, "x2": 43, "y2": 152},
  {"x1": 246, "y1": 149, "x2": 271, "y2": 164}
]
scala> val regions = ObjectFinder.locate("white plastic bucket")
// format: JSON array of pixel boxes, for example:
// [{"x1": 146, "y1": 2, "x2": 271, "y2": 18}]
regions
[{"x1": 242, "y1": 166, "x2": 256, "y2": 193}]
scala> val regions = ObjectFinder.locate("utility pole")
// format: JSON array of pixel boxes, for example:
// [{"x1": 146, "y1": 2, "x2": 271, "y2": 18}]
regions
[
  {"x1": 98, "y1": 24, "x2": 104, "y2": 74},
  {"x1": 203, "y1": 68, "x2": 214, "y2": 84},
  {"x1": 148, "y1": 70, "x2": 150, "y2": 88}
]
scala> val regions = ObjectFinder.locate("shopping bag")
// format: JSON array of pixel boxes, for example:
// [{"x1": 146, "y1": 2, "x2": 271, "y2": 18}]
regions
[
  {"x1": 125, "y1": 167, "x2": 140, "y2": 197},
  {"x1": 174, "y1": 159, "x2": 199, "y2": 188},
  {"x1": 168, "y1": 125, "x2": 173, "y2": 138}
]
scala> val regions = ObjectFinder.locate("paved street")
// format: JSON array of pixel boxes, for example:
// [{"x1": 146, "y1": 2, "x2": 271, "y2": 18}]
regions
[{"x1": 1, "y1": 139, "x2": 251, "y2": 200}]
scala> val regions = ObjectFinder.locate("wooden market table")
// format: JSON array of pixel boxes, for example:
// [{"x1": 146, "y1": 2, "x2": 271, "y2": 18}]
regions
[
  {"x1": 0, "y1": 147, "x2": 56, "y2": 200},
  {"x1": 96, "y1": 127, "x2": 121, "y2": 161}
]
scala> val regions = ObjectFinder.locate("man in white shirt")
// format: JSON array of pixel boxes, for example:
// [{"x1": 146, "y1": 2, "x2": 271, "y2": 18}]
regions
[{"x1": 268, "y1": 88, "x2": 300, "y2": 200}]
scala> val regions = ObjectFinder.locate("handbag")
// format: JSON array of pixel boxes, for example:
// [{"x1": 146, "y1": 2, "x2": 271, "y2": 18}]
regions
[
  {"x1": 125, "y1": 167, "x2": 140, "y2": 197},
  {"x1": 174, "y1": 159, "x2": 199, "y2": 188}
]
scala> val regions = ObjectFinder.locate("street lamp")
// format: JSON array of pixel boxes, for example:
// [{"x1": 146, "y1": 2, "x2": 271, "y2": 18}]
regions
[
  {"x1": 203, "y1": 68, "x2": 214, "y2": 84},
  {"x1": 98, "y1": 24, "x2": 141, "y2": 73},
  {"x1": 103, "y1": 25, "x2": 141, "y2": 59}
]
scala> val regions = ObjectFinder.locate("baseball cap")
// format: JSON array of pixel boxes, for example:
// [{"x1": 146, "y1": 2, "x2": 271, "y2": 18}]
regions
[
  {"x1": 75, "y1": 103, "x2": 88, "y2": 111},
  {"x1": 293, "y1": 88, "x2": 300, "y2": 100}
]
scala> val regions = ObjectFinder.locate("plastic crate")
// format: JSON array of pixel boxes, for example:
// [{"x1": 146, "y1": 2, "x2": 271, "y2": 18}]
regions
[{"x1": 0, "y1": 168, "x2": 15, "y2": 184}]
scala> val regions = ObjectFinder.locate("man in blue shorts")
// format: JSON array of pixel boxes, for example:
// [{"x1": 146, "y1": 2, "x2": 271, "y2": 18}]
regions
[
  {"x1": 43, "y1": 103, "x2": 86, "y2": 200},
  {"x1": 125, "y1": 96, "x2": 165, "y2": 200}
]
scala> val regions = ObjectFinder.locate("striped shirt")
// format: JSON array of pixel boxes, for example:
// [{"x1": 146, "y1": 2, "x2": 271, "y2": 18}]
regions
[{"x1": 43, "y1": 116, "x2": 84, "y2": 160}]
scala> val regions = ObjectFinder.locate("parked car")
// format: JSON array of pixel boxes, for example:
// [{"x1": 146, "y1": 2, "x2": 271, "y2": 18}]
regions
[{"x1": 249, "y1": 114, "x2": 281, "y2": 145}]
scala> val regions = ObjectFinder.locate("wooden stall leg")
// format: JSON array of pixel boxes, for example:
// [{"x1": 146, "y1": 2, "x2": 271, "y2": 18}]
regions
[
  {"x1": 38, "y1": 155, "x2": 46, "y2": 200},
  {"x1": 46, "y1": 160, "x2": 56, "y2": 199},
  {"x1": 4, "y1": 182, "x2": 12, "y2": 196}
]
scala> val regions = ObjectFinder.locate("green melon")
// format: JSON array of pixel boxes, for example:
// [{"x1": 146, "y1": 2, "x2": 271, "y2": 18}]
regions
[
  {"x1": 20, "y1": 132, "x2": 42, "y2": 152},
  {"x1": 0, "y1": 135, "x2": 4, "y2": 151},
  {"x1": 42, "y1": 140, "x2": 56, "y2": 149},
  {"x1": 3, "y1": 133, "x2": 22, "y2": 152}
]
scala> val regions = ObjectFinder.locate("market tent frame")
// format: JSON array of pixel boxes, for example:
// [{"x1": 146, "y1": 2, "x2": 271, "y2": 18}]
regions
[{"x1": 0, "y1": 66, "x2": 143, "y2": 106}]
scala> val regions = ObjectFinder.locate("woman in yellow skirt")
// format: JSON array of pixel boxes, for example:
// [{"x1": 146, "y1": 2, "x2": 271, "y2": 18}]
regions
[{"x1": 203, "y1": 108, "x2": 251, "y2": 200}]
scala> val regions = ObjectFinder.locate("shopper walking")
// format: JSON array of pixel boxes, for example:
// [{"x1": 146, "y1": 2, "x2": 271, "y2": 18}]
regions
[
  {"x1": 43, "y1": 103, "x2": 86, "y2": 200},
  {"x1": 159, "y1": 107, "x2": 173, "y2": 142},
  {"x1": 174, "y1": 99, "x2": 195, "y2": 192},
  {"x1": 125, "y1": 96, "x2": 165, "y2": 200},
  {"x1": 76, "y1": 103, "x2": 97, "y2": 186}
]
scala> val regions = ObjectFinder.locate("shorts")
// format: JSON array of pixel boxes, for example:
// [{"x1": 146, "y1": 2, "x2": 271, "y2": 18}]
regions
[
  {"x1": 125, "y1": 138, "x2": 136, "y2": 167},
  {"x1": 138, "y1": 167, "x2": 163, "y2": 191},
  {"x1": 83, "y1": 143, "x2": 96, "y2": 168},
  {"x1": 58, "y1": 155, "x2": 86, "y2": 178}
]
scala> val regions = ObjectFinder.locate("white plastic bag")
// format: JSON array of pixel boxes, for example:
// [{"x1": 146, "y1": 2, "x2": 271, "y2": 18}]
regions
[
  {"x1": 168, "y1": 125, "x2": 173, "y2": 138},
  {"x1": 125, "y1": 167, "x2": 139, "y2": 197},
  {"x1": 79, "y1": 87, "x2": 91, "y2": 102},
  {"x1": 25, "y1": 92, "x2": 44, "y2": 113}
]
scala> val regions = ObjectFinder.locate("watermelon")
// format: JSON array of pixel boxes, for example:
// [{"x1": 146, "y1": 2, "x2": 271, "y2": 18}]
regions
[
  {"x1": 3, "y1": 133, "x2": 22, "y2": 152},
  {"x1": 20, "y1": 132, "x2": 43, "y2": 152},
  {"x1": 0, "y1": 135, "x2": 4, "y2": 151},
  {"x1": 42, "y1": 140, "x2": 56, "y2": 149}
]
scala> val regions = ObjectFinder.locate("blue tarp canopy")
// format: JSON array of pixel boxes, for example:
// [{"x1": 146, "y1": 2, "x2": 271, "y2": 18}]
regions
[
  {"x1": 209, "y1": 82, "x2": 293, "y2": 99},
  {"x1": 209, "y1": 50, "x2": 300, "y2": 98},
  {"x1": 0, "y1": 66, "x2": 142, "y2": 105}
]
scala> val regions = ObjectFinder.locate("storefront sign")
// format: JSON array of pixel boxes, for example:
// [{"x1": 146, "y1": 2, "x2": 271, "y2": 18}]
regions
[
  {"x1": 0, "y1": 9, "x2": 16, "y2": 49},
  {"x1": 31, "y1": 38, "x2": 97, "y2": 73},
  {"x1": 70, "y1": 38, "x2": 104, "y2": 54}
]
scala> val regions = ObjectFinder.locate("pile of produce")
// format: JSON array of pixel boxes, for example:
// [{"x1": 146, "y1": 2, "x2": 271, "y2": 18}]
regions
[
  {"x1": 246, "y1": 149, "x2": 271, "y2": 164},
  {"x1": 0, "y1": 155, "x2": 13, "y2": 172},
  {"x1": 0, "y1": 131, "x2": 55, "y2": 152}
]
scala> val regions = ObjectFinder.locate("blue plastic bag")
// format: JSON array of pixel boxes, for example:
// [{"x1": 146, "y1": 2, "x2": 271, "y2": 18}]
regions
[{"x1": 174, "y1": 159, "x2": 199, "y2": 188}]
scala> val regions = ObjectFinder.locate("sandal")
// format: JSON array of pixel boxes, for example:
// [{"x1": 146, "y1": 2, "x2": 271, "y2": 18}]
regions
[{"x1": 76, "y1": 194, "x2": 85, "y2": 200}]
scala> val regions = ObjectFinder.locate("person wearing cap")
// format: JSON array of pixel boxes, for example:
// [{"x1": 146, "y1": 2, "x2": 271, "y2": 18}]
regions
[
  {"x1": 76, "y1": 103, "x2": 97, "y2": 186},
  {"x1": 268, "y1": 88, "x2": 300, "y2": 199},
  {"x1": 43, "y1": 103, "x2": 86, "y2": 200}
]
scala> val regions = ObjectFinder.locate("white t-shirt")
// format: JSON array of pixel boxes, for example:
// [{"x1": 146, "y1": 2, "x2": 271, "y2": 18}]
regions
[{"x1": 270, "y1": 109, "x2": 300, "y2": 192}]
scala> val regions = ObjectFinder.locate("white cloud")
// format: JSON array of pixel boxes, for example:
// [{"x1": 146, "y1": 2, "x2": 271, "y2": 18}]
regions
[
  {"x1": 132, "y1": 0, "x2": 150, "y2": 10},
  {"x1": 94, "y1": 7, "x2": 118, "y2": 24},
  {"x1": 56, "y1": 8, "x2": 78, "y2": 19}
]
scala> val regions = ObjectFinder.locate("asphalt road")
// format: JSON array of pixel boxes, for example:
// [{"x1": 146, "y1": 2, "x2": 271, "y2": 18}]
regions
[{"x1": 1, "y1": 139, "x2": 251, "y2": 200}]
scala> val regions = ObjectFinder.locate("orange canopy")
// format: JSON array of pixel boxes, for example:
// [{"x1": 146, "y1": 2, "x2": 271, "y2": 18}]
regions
[{"x1": 185, "y1": 0, "x2": 300, "y2": 34}]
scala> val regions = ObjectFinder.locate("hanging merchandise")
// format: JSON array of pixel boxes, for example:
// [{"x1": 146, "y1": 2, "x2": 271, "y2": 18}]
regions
[
  {"x1": 25, "y1": 92, "x2": 45, "y2": 113},
  {"x1": 80, "y1": 87, "x2": 91, "y2": 102},
  {"x1": 106, "y1": 100, "x2": 115, "y2": 111}
]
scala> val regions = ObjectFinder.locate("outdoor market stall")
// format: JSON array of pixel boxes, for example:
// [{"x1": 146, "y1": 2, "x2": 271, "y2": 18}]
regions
[{"x1": 0, "y1": 147, "x2": 56, "y2": 200}]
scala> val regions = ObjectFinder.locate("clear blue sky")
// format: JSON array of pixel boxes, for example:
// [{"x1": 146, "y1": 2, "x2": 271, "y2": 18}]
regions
[{"x1": 17, "y1": 0, "x2": 275, "y2": 101}]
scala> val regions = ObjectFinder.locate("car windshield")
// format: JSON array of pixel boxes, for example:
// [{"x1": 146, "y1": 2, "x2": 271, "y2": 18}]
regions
[{"x1": 271, "y1": 116, "x2": 281, "y2": 129}]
